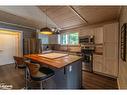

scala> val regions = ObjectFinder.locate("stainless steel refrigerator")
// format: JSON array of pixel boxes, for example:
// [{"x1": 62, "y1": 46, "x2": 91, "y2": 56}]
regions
[{"x1": 23, "y1": 38, "x2": 42, "y2": 55}]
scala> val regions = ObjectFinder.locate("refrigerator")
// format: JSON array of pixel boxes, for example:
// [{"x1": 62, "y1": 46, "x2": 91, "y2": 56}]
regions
[{"x1": 23, "y1": 38, "x2": 42, "y2": 55}]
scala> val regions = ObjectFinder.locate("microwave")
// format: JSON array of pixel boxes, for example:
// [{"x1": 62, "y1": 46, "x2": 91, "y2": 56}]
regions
[{"x1": 79, "y1": 35, "x2": 94, "y2": 44}]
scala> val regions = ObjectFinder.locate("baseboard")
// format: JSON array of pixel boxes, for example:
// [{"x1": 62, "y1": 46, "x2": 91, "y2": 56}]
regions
[
  {"x1": 117, "y1": 78, "x2": 120, "y2": 89},
  {"x1": 93, "y1": 71, "x2": 117, "y2": 79},
  {"x1": 0, "y1": 63, "x2": 14, "y2": 66}
]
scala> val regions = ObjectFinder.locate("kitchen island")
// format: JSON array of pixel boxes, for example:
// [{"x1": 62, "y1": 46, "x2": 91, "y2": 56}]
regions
[{"x1": 24, "y1": 52, "x2": 82, "y2": 89}]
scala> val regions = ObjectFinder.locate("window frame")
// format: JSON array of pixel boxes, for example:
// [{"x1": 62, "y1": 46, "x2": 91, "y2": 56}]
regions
[
  {"x1": 68, "y1": 32, "x2": 79, "y2": 45},
  {"x1": 59, "y1": 32, "x2": 79, "y2": 45}
]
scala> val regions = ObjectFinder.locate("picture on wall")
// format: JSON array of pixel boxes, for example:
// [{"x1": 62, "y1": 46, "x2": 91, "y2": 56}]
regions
[{"x1": 121, "y1": 23, "x2": 127, "y2": 61}]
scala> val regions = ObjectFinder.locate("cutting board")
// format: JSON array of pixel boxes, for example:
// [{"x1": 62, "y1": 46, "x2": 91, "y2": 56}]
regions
[{"x1": 38, "y1": 53, "x2": 68, "y2": 59}]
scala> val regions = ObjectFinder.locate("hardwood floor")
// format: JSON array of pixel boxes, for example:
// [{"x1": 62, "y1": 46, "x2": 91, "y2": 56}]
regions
[
  {"x1": 0, "y1": 64, "x2": 25, "y2": 89},
  {"x1": 82, "y1": 71, "x2": 118, "y2": 89},
  {"x1": 0, "y1": 64, "x2": 118, "y2": 89}
]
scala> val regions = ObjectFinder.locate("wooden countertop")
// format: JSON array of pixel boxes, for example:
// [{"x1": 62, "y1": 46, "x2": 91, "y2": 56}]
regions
[
  {"x1": 24, "y1": 53, "x2": 81, "y2": 69},
  {"x1": 94, "y1": 52, "x2": 103, "y2": 55}
]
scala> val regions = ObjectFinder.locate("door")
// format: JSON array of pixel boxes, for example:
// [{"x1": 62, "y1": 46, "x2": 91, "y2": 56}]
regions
[{"x1": 0, "y1": 31, "x2": 21, "y2": 65}]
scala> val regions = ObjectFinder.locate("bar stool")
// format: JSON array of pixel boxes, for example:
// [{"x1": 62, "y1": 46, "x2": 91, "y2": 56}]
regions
[
  {"x1": 24, "y1": 62, "x2": 54, "y2": 89},
  {"x1": 13, "y1": 56, "x2": 27, "y2": 89},
  {"x1": 13, "y1": 56, "x2": 26, "y2": 69}
]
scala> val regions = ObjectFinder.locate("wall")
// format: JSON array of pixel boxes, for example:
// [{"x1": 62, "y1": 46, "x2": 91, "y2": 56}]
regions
[
  {"x1": 117, "y1": 7, "x2": 127, "y2": 89},
  {"x1": 0, "y1": 22, "x2": 37, "y2": 56},
  {"x1": 62, "y1": 20, "x2": 117, "y2": 35},
  {"x1": 0, "y1": 22, "x2": 36, "y2": 38},
  {"x1": 38, "y1": 33, "x2": 58, "y2": 51},
  {"x1": 0, "y1": 6, "x2": 58, "y2": 29},
  {"x1": 59, "y1": 20, "x2": 117, "y2": 53},
  {"x1": 48, "y1": 35, "x2": 58, "y2": 44}
]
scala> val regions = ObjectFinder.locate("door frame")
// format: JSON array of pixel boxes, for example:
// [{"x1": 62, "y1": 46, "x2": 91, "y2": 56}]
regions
[{"x1": 0, "y1": 28, "x2": 23, "y2": 57}]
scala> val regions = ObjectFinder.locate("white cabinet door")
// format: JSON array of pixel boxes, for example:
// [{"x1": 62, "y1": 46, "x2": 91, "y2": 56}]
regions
[
  {"x1": 93, "y1": 54, "x2": 103, "y2": 73},
  {"x1": 103, "y1": 22, "x2": 119, "y2": 77},
  {"x1": 103, "y1": 23, "x2": 118, "y2": 43},
  {"x1": 94, "y1": 27, "x2": 103, "y2": 44},
  {"x1": 103, "y1": 43, "x2": 118, "y2": 77}
]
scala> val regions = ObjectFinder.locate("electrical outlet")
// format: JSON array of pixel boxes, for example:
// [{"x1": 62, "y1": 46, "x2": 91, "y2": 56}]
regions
[{"x1": 69, "y1": 66, "x2": 72, "y2": 72}]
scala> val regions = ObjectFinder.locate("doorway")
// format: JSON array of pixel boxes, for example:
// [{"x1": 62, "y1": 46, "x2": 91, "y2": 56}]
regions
[{"x1": 0, "y1": 29, "x2": 22, "y2": 66}]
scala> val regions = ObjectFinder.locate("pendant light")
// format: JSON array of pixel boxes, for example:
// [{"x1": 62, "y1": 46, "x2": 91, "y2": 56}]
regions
[
  {"x1": 51, "y1": 27, "x2": 60, "y2": 34},
  {"x1": 40, "y1": 8, "x2": 53, "y2": 35}
]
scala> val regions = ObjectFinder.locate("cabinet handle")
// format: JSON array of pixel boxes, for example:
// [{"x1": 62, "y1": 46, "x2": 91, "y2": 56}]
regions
[{"x1": 64, "y1": 67, "x2": 66, "y2": 74}]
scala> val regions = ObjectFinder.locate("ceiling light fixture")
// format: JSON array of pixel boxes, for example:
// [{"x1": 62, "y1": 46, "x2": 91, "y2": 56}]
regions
[
  {"x1": 51, "y1": 27, "x2": 60, "y2": 34},
  {"x1": 40, "y1": 8, "x2": 53, "y2": 35}
]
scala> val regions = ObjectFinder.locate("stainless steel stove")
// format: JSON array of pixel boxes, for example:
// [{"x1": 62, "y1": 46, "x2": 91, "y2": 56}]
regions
[{"x1": 81, "y1": 45, "x2": 95, "y2": 72}]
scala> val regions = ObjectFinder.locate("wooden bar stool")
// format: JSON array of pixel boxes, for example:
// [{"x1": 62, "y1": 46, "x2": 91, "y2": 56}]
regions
[
  {"x1": 24, "y1": 62, "x2": 54, "y2": 89},
  {"x1": 13, "y1": 56, "x2": 27, "y2": 89},
  {"x1": 13, "y1": 56, "x2": 26, "y2": 69}
]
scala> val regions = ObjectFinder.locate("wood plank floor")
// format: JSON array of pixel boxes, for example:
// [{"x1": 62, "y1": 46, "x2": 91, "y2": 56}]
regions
[
  {"x1": 82, "y1": 71, "x2": 118, "y2": 89},
  {"x1": 0, "y1": 64, "x2": 118, "y2": 89},
  {"x1": 0, "y1": 64, "x2": 25, "y2": 89}
]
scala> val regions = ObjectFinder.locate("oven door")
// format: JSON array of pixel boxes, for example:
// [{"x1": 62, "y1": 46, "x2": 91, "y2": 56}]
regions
[
  {"x1": 82, "y1": 53, "x2": 93, "y2": 72},
  {"x1": 83, "y1": 54, "x2": 92, "y2": 63}
]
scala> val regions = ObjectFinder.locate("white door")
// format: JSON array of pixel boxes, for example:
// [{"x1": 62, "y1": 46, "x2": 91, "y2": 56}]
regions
[{"x1": 0, "y1": 32, "x2": 20, "y2": 65}]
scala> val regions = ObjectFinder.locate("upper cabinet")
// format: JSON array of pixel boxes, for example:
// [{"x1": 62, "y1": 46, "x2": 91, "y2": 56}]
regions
[
  {"x1": 94, "y1": 27, "x2": 103, "y2": 44},
  {"x1": 103, "y1": 23, "x2": 118, "y2": 43}
]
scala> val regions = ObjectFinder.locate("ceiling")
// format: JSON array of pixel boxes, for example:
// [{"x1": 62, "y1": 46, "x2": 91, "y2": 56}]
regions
[
  {"x1": 39, "y1": 6, "x2": 121, "y2": 30},
  {"x1": 0, "y1": 6, "x2": 58, "y2": 29},
  {"x1": 0, "y1": 6, "x2": 121, "y2": 30}
]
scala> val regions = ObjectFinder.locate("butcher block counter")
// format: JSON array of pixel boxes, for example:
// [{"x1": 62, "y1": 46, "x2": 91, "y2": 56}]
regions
[
  {"x1": 24, "y1": 53, "x2": 81, "y2": 69},
  {"x1": 24, "y1": 52, "x2": 82, "y2": 89}
]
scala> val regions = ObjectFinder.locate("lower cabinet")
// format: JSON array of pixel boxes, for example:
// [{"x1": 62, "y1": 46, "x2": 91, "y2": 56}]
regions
[
  {"x1": 93, "y1": 54, "x2": 103, "y2": 73},
  {"x1": 44, "y1": 60, "x2": 82, "y2": 89},
  {"x1": 93, "y1": 53, "x2": 118, "y2": 77}
]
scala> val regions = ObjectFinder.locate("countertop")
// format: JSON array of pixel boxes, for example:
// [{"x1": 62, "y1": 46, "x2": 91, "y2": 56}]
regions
[
  {"x1": 93, "y1": 52, "x2": 103, "y2": 55},
  {"x1": 24, "y1": 53, "x2": 82, "y2": 69}
]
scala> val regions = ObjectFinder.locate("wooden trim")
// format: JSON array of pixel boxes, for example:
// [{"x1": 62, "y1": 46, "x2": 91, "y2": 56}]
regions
[
  {"x1": 69, "y1": 6, "x2": 88, "y2": 24},
  {"x1": 61, "y1": 20, "x2": 118, "y2": 31},
  {"x1": 117, "y1": 78, "x2": 120, "y2": 89},
  {"x1": 93, "y1": 52, "x2": 103, "y2": 55},
  {"x1": 95, "y1": 43, "x2": 103, "y2": 46},
  {"x1": 93, "y1": 71, "x2": 117, "y2": 79},
  {"x1": 60, "y1": 23, "x2": 85, "y2": 31},
  {"x1": 117, "y1": 6, "x2": 123, "y2": 21},
  {"x1": 0, "y1": 20, "x2": 36, "y2": 30}
]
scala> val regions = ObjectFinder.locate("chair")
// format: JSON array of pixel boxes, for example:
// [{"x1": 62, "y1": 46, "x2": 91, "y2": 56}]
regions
[
  {"x1": 13, "y1": 56, "x2": 26, "y2": 69},
  {"x1": 13, "y1": 56, "x2": 27, "y2": 89},
  {"x1": 24, "y1": 62, "x2": 54, "y2": 89}
]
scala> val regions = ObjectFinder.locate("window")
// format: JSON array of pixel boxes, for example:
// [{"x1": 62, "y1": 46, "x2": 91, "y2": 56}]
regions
[
  {"x1": 38, "y1": 34, "x2": 49, "y2": 44},
  {"x1": 59, "y1": 32, "x2": 79, "y2": 45},
  {"x1": 60, "y1": 34, "x2": 68, "y2": 45},
  {"x1": 69, "y1": 33, "x2": 79, "y2": 45},
  {"x1": 42, "y1": 35, "x2": 48, "y2": 44}
]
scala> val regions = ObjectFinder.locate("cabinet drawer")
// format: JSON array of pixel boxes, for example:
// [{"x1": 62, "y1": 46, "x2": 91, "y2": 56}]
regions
[
  {"x1": 93, "y1": 62, "x2": 102, "y2": 72},
  {"x1": 93, "y1": 55, "x2": 103, "y2": 63},
  {"x1": 93, "y1": 54, "x2": 103, "y2": 73}
]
